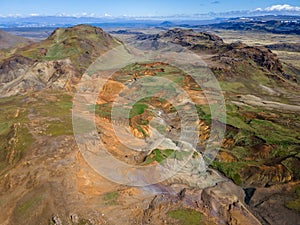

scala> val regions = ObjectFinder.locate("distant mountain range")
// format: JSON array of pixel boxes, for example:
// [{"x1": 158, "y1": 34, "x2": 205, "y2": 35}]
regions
[
  {"x1": 0, "y1": 16, "x2": 223, "y2": 29},
  {"x1": 192, "y1": 15, "x2": 300, "y2": 35},
  {"x1": 0, "y1": 15, "x2": 299, "y2": 29},
  {"x1": 0, "y1": 15, "x2": 299, "y2": 38}
]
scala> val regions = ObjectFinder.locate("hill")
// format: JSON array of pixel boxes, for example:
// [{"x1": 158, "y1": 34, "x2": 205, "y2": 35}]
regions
[
  {"x1": 0, "y1": 24, "x2": 121, "y2": 96},
  {"x1": 0, "y1": 30, "x2": 32, "y2": 49},
  {"x1": 0, "y1": 25, "x2": 299, "y2": 225}
]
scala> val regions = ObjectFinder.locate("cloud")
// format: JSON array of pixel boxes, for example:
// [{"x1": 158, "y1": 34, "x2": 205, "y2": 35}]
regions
[
  {"x1": 258, "y1": 4, "x2": 300, "y2": 12},
  {"x1": 211, "y1": 1, "x2": 220, "y2": 4},
  {"x1": 104, "y1": 13, "x2": 112, "y2": 17}
]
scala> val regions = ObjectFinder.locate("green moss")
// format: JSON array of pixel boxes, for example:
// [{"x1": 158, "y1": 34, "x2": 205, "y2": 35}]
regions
[
  {"x1": 95, "y1": 103, "x2": 112, "y2": 119},
  {"x1": 0, "y1": 124, "x2": 34, "y2": 171},
  {"x1": 43, "y1": 44, "x2": 65, "y2": 60},
  {"x1": 225, "y1": 103, "x2": 254, "y2": 131},
  {"x1": 17, "y1": 194, "x2": 43, "y2": 216},
  {"x1": 220, "y1": 81, "x2": 246, "y2": 92},
  {"x1": 167, "y1": 208, "x2": 203, "y2": 225},
  {"x1": 295, "y1": 186, "x2": 300, "y2": 197},
  {"x1": 228, "y1": 146, "x2": 249, "y2": 159},
  {"x1": 45, "y1": 121, "x2": 73, "y2": 136},
  {"x1": 143, "y1": 149, "x2": 174, "y2": 164},
  {"x1": 103, "y1": 191, "x2": 119, "y2": 206},
  {"x1": 129, "y1": 103, "x2": 148, "y2": 119},
  {"x1": 195, "y1": 104, "x2": 211, "y2": 122},
  {"x1": 0, "y1": 94, "x2": 34, "y2": 171},
  {"x1": 0, "y1": 122, "x2": 9, "y2": 135},
  {"x1": 143, "y1": 149, "x2": 191, "y2": 165},
  {"x1": 286, "y1": 200, "x2": 300, "y2": 212},
  {"x1": 249, "y1": 119, "x2": 300, "y2": 144},
  {"x1": 159, "y1": 73, "x2": 185, "y2": 86},
  {"x1": 43, "y1": 42, "x2": 80, "y2": 61},
  {"x1": 16, "y1": 126, "x2": 34, "y2": 158},
  {"x1": 28, "y1": 92, "x2": 74, "y2": 136},
  {"x1": 211, "y1": 161, "x2": 251, "y2": 185},
  {"x1": 233, "y1": 130, "x2": 255, "y2": 146},
  {"x1": 285, "y1": 186, "x2": 300, "y2": 212},
  {"x1": 76, "y1": 219, "x2": 93, "y2": 225}
]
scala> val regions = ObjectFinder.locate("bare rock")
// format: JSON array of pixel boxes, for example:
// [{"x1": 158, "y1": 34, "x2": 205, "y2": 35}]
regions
[
  {"x1": 201, "y1": 181, "x2": 261, "y2": 225},
  {"x1": 70, "y1": 214, "x2": 79, "y2": 224},
  {"x1": 52, "y1": 215, "x2": 62, "y2": 225}
]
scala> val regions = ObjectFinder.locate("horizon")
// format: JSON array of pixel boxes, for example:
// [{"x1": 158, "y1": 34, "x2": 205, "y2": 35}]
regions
[{"x1": 0, "y1": 1, "x2": 300, "y2": 19}]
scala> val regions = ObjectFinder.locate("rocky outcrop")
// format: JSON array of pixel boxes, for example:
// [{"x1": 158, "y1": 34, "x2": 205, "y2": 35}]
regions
[
  {"x1": 240, "y1": 164, "x2": 292, "y2": 187},
  {"x1": 0, "y1": 55, "x2": 34, "y2": 83},
  {"x1": 160, "y1": 28, "x2": 224, "y2": 46},
  {"x1": 0, "y1": 59, "x2": 77, "y2": 96},
  {"x1": 215, "y1": 43, "x2": 284, "y2": 73},
  {"x1": 136, "y1": 28, "x2": 224, "y2": 52},
  {"x1": 142, "y1": 181, "x2": 261, "y2": 225},
  {"x1": 266, "y1": 43, "x2": 300, "y2": 52},
  {"x1": 248, "y1": 182, "x2": 300, "y2": 225},
  {"x1": 201, "y1": 181, "x2": 261, "y2": 225}
]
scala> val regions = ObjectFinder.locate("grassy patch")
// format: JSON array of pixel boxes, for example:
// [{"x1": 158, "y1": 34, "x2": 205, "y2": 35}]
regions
[
  {"x1": 32, "y1": 93, "x2": 73, "y2": 136},
  {"x1": 249, "y1": 119, "x2": 300, "y2": 144},
  {"x1": 95, "y1": 103, "x2": 112, "y2": 119},
  {"x1": 103, "y1": 191, "x2": 119, "y2": 206},
  {"x1": 233, "y1": 130, "x2": 256, "y2": 146},
  {"x1": 220, "y1": 81, "x2": 246, "y2": 93},
  {"x1": 286, "y1": 200, "x2": 300, "y2": 212},
  {"x1": 285, "y1": 186, "x2": 300, "y2": 212},
  {"x1": 129, "y1": 103, "x2": 148, "y2": 119},
  {"x1": 196, "y1": 104, "x2": 211, "y2": 123},
  {"x1": 142, "y1": 149, "x2": 191, "y2": 165},
  {"x1": 0, "y1": 124, "x2": 34, "y2": 171},
  {"x1": 16, "y1": 194, "x2": 43, "y2": 216},
  {"x1": 228, "y1": 146, "x2": 250, "y2": 159},
  {"x1": 0, "y1": 94, "x2": 34, "y2": 171},
  {"x1": 211, "y1": 161, "x2": 251, "y2": 185},
  {"x1": 143, "y1": 149, "x2": 175, "y2": 164},
  {"x1": 167, "y1": 208, "x2": 203, "y2": 225},
  {"x1": 76, "y1": 219, "x2": 93, "y2": 225},
  {"x1": 45, "y1": 121, "x2": 73, "y2": 136},
  {"x1": 0, "y1": 122, "x2": 9, "y2": 135}
]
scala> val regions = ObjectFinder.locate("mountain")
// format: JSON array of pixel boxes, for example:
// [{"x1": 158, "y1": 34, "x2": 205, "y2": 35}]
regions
[
  {"x1": 0, "y1": 25, "x2": 299, "y2": 225},
  {"x1": 143, "y1": 29, "x2": 300, "y2": 224},
  {"x1": 194, "y1": 16, "x2": 300, "y2": 35},
  {"x1": 136, "y1": 28, "x2": 224, "y2": 53},
  {"x1": 0, "y1": 24, "x2": 121, "y2": 96},
  {"x1": 0, "y1": 30, "x2": 32, "y2": 49}
]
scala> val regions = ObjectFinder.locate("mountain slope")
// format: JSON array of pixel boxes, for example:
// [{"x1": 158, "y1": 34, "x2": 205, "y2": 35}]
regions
[
  {"x1": 133, "y1": 28, "x2": 300, "y2": 224},
  {"x1": 0, "y1": 26, "x2": 299, "y2": 225},
  {"x1": 0, "y1": 30, "x2": 32, "y2": 49},
  {"x1": 0, "y1": 25, "x2": 121, "y2": 96}
]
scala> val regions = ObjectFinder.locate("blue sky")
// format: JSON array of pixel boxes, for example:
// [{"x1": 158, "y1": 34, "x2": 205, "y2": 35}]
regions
[{"x1": 0, "y1": 0, "x2": 300, "y2": 17}]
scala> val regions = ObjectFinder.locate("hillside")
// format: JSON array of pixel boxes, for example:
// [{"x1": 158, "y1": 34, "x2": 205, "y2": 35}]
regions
[
  {"x1": 0, "y1": 30, "x2": 32, "y2": 49},
  {"x1": 0, "y1": 25, "x2": 299, "y2": 225},
  {"x1": 0, "y1": 25, "x2": 121, "y2": 96}
]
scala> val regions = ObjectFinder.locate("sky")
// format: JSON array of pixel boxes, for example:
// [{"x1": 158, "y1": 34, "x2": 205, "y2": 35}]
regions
[{"x1": 0, "y1": 0, "x2": 300, "y2": 17}]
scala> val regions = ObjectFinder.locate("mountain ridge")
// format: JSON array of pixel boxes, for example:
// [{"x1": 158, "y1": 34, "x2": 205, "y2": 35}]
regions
[{"x1": 0, "y1": 24, "x2": 121, "y2": 96}]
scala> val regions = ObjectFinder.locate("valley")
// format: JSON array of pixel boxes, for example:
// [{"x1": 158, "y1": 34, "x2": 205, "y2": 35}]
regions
[{"x1": 0, "y1": 16, "x2": 299, "y2": 225}]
